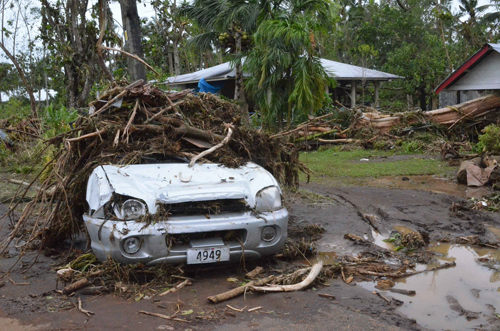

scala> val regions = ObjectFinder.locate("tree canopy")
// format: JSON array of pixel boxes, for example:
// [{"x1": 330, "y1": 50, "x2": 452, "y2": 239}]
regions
[{"x1": 0, "y1": 0, "x2": 499, "y2": 130}]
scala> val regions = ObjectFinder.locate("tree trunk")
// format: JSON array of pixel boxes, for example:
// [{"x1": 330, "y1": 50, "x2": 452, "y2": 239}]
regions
[
  {"x1": 119, "y1": 0, "x2": 146, "y2": 82},
  {"x1": 166, "y1": 41, "x2": 174, "y2": 76},
  {"x1": 234, "y1": 30, "x2": 250, "y2": 126},
  {"x1": 218, "y1": 48, "x2": 223, "y2": 64},
  {"x1": 168, "y1": 51, "x2": 174, "y2": 76},
  {"x1": 419, "y1": 84, "x2": 426, "y2": 110},
  {"x1": 425, "y1": 94, "x2": 500, "y2": 125},
  {"x1": 65, "y1": 63, "x2": 77, "y2": 109},
  {"x1": 173, "y1": 40, "x2": 180, "y2": 76}
]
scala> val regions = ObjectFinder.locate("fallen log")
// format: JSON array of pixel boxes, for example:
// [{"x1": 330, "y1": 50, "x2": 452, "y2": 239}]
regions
[
  {"x1": 158, "y1": 279, "x2": 191, "y2": 297},
  {"x1": 318, "y1": 293, "x2": 336, "y2": 300},
  {"x1": 189, "y1": 124, "x2": 233, "y2": 167},
  {"x1": 317, "y1": 138, "x2": 361, "y2": 144},
  {"x1": 63, "y1": 278, "x2": 90, "y2": 295},
  {"x1": 138, "y1": 311, "x2": 189, "y2": 323},
  {"x1": 9, "y1": 179, "x2": 42, "y2": 191},
  {"x1": 245, "y1": 266, "x2": 265, "y2": 279},
  {"x1": 249, "y1": 261, "x2": 323, "y2": 293},
  {"x1": 425, "y1": 94, "x2": 500, "y2": 125},
  {"x1": 207, "y1": 275, "x2": 274, "y2": 304},
  {"x1": 373, "y1": 291, "x2": 391, "y2": 303},
  {"x1": 358, "y1": 261, "x2": 456, "y2": 279},
  {"x1": 389, "y1": 288, "x2": 416, "y2": 296}
]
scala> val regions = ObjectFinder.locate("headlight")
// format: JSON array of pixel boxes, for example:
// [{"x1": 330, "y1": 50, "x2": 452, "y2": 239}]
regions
[
  {"x1": 123, "y1": 237, "x2": 141, "y2": 254},
  {"x1": 261, "y1": 226, "x2": 277, "y2": 242},
  {"x1": 121, "y1": 199, "x2": 146, "y2": 220},
  {"x1": 255, "y1": 186, "x2": 282, "y2": 212}
]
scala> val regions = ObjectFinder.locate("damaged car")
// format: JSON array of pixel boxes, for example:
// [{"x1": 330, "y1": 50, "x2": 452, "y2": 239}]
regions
[{"x1": 83, "y1": 159, "x2": 288, "y2": 265}]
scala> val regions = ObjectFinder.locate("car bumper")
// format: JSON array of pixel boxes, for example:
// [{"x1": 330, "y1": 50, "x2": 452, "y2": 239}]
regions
[{"x1": 83, "y1": 209, "x2": 288, "y2": 265}]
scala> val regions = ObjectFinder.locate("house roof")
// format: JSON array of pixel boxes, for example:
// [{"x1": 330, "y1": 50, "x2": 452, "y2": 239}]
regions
[
  {"x1": 165, "y1": 57, "x2": 403, "y2": 85},
  {"x1": 435, "y1": 43, "x2": 500, "y2": 94}
]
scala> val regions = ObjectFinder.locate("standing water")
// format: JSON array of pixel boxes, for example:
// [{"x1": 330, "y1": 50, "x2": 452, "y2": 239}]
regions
[{"x1": 362, "y1": 233, "x2": 500, "y2": 330}]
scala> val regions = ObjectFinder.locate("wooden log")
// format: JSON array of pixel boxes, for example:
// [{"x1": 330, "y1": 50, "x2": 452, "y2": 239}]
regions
[
  {"x1": 389, "y1": 288, "x2": 416, "y2": 296},
  {"x1": 318, "y1": 293, "x2": 336, "y2": 300},
  {"x1": 63, "y1": 278, "x2": 90, "y2": 295},
  {"x1": 138, "y1": 311, "x2": 189, "y2": 323},
  {"x1": 158, "y1": 279, "x2": 191, "y2": 297},
  {"x1": 249, "y1": 261, "x2": 323, "y2": 293},
  {"x1": 207, "y1": 275, "x2": 274, "y2": 304},
  {"x1": 317, "y1": 138, "x2": 360, "y2": 144},
  {"x1": 245, "y1": 266, "x2": 265, "y2": 279},
  {"x1": 373, "y1": 291, "x2": 391, "y2": 303},
  {"x1": 189, "y1": 125, "x2": 233, "y2": 167},
  {"x1": 358, "y1": 261, "x2": 456, "y2": 279},
  {"x1": 294, "y1": 130, "x2": 338, "y2": 142},
  {"x1": 65, "y1": 128, "x2": 107, "y2": 143},
  {"x1": 9, "y1": 179, "x2": 42, "y2": 191},
  {"x1": 425, "y1": 94, "x2": 500, "y2": 125}
]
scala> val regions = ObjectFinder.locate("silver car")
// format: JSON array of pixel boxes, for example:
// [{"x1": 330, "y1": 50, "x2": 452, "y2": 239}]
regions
[{"x1": 83, "y1": 161, "x2": 288, "y2": 265}]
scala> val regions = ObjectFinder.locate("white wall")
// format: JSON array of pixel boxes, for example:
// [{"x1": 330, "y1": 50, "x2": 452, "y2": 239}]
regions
[{"x1": 448, "y1": 52, "x2": 500, "y2": 91}]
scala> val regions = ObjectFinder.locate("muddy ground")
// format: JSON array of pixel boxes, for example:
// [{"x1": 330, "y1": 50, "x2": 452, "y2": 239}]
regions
[{"x1": 1, "y1": 179, "x2": 500, "y2": 331}]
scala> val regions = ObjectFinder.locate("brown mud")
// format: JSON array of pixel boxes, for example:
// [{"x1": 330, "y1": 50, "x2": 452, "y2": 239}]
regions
[{"x1": 2, "y1": 180, "x2": 500, "y2": 330}]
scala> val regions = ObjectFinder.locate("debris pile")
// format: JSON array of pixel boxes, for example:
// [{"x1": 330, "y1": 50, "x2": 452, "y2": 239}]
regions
[
  {"x1": 275, "y1": 93, "x2": 500, "y2": 150},
  {"x1": 0, "y1": 80, "x2": 310, "y2": 254}
]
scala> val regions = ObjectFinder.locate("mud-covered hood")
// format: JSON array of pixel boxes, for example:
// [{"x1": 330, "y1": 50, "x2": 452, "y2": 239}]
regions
[{"x1": 86, "y1": 162, "x2": 279, "y2": 214}]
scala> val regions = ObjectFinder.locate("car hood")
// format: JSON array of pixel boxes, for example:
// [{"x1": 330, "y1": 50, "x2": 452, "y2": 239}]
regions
[{"x1": 86, "y1": 162, "x2": 279, "y2": 214}]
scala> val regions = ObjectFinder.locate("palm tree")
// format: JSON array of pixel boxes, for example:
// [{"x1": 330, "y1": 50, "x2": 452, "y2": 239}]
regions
[
  {"x1": 244, "y1": 0, "x2": 336, "y2": 130},
  {"x1": 182, "y1": 0, "x2": 268, "y2": 125}
]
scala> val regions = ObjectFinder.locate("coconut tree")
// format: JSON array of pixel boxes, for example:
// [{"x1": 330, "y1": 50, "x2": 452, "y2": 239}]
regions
[
  {"x1": 183, "y1": 0, "x2": 295, "y2": 125},
  {"x1": 244, "y1": 0, "x2": 337, "y2": 130}
]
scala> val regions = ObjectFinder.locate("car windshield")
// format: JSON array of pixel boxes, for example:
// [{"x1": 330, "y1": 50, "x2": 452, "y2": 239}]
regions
[{"x1": 140, "y1": 154, "x2": 190, "y2": 164}]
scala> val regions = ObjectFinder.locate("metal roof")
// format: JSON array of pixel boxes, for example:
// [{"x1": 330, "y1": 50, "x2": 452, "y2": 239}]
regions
[
  {"x1": 435, "y1": 43, "x2": 500, "y2": 94},
  {"x1": 165, "y1": 57, "x2": 402, "y2": 85}
]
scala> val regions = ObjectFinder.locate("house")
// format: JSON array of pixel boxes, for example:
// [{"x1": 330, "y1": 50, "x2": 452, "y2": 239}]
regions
[
  {"x1": 165, "y1": 58, "x2": 402, "y2": 108},
  {"x1": 435, "y1": 43, "x2": 500, "y2": 107}
]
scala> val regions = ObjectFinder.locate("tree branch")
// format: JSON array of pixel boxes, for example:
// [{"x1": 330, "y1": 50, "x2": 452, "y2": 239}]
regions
[
  {"x1": 96, "y1": 0, "x2": 114, "y2": 81},
  {"x1": 396, "y1": 0, "x2": 408, "y2": 11},
  {"x1": 0, "y1": 42, "x2": 37, "y2": 118},
  {"x1": 99, "y1": 46, "x2": 160, "y2": 75}
]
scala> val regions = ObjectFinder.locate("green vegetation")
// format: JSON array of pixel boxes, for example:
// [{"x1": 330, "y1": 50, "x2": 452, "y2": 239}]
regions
[
  {"x1": 477, "y1": 124, "x2": 500, "y2": 153},
  {"x1": 300, "y1": 149, "x2": 448, "y2": 184},
  {"x1": 0, "y1": 98, "x2": 32, "y2": 121}
]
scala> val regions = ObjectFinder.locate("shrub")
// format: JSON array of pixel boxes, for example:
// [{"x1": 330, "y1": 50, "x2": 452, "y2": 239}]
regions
[
  {"x1": 400, "y1": 140, "x2": 422, "y2": 154},
  {"x1": 41, "y1": 104, "x2": 78, "y2": 138},
  {"x1": 478, "y1": 124, "x2": 500, "y2": 153}
]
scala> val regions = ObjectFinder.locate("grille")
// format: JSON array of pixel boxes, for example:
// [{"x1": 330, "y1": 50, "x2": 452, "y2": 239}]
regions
[
  {"x1": 167, "y1": 229, "x2": 247, "y2": 246},
  {"x1": 158, "y1": 199, "x2": 249, "y2": 217}
]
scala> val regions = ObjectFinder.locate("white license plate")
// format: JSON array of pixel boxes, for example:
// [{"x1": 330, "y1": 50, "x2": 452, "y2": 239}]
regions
[{"x1": 186, "y1": 246, "x2": 230, "y2": 264}]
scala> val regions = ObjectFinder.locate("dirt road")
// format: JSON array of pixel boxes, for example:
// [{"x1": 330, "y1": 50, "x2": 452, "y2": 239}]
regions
[{"x1": 1, "y1": 181, "x2": 500, "y2": 331}]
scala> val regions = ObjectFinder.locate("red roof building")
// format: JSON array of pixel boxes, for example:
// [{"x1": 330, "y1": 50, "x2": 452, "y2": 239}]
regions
[{"x1": 435, "y1": 43, "x2": 500, "y2": 107}]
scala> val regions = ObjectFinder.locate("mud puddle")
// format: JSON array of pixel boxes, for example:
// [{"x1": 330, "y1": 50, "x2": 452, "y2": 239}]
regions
[
  {"x1": 369, "y1": 175, "x2": 492, "y2": 199},
  {"x1": 361, "y1": 236, "x2": 500, "y2": 330}
]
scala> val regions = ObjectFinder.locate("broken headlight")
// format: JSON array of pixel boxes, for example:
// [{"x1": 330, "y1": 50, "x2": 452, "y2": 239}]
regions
[
  {"x1": 113, "y1": 199, "x2": 147, "y2": 220},
  {"x1": 255, "y1": 186, "x2": 282, "y2": 212}
]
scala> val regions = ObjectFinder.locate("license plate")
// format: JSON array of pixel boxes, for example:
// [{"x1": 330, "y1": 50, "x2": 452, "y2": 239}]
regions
[{"x1": 186, "y1": 246, "x2": 230, "y2": 264}]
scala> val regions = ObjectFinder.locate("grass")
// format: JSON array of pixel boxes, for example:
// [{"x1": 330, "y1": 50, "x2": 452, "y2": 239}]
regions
[{"x1": 300, "y1": 148, "x2": 452, "y2": 185}]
